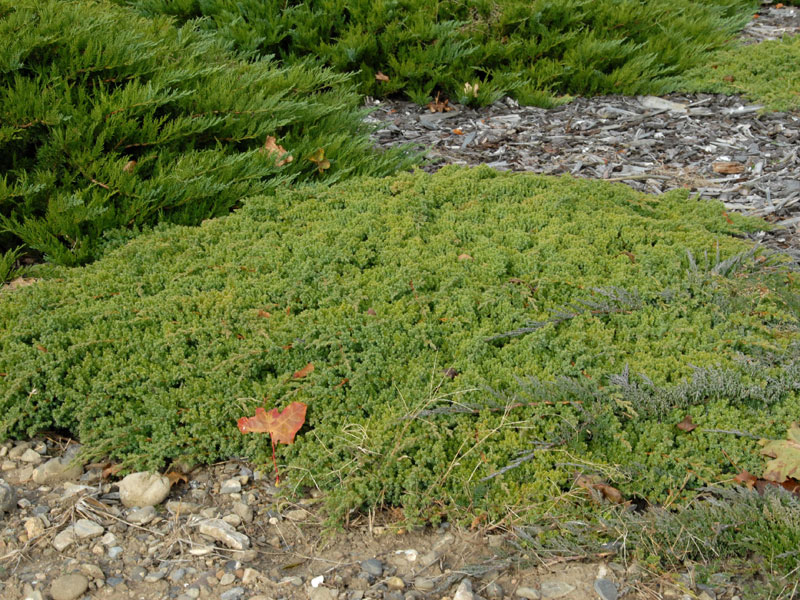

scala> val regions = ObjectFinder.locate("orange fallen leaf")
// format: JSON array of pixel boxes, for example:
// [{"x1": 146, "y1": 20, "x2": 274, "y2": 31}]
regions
[
  {"x1": 576, "y1": 475, "x2": 625, "y2": 504},
  {"x1": 261, "y1": 136, "x2": 293, "y2": 167},
  {"x1": 375, "y1": 71, "x2": 390, "y2": 82},
  {"x1": 102, "y1": 463, "x2": 123, "y2": 479},
  {"x1": 722, "y1": 75, "x2": 735, "y2": 83},
  {"x1": 165, "y1": 471, "x2": 189, "y2": 487},
  {"x1": 453, "y1": 128, "x2": 463, "y2": 135},
  {"x1": 292, "y1": 362, "x2": 315, "y2": 379},
  {"x1": 595, "y1": 482, "x2": 624, "y2": 504},
  {"x1": 776, "y1": 3, "x2": 784, "y2": 8},
  {"x1": 257, "y1": 309, "x2": 271, "y2": 318},
  {"x1": 722, "y1": 211, "x2": 734, "y2": 224},
  {"x1": 734, "y1": 470, "x2": 758, "y2": 488},
  {"x1": 676, "y1": 415, "x2": 697, "y2": 432},
  {"x1": 238, "y1": 401, "x2": 308, "y2": 483}
]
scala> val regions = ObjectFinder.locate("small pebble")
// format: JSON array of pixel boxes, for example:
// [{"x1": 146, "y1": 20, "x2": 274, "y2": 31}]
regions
[
  {"x1": 220, "y1": 478, "x2": 242, "y2": 494},
  {"x1": 541, "y1": 581, "x2": 575, "y2": 599},
  {"x1": 414, "y1": 577, "x2": 435, "y2": 592},
  {"x1": 387, "y1": 576, "x2": 405, "y2": 590},
  {"x1": 220, "y1": 587, "x2": 245, "y2": 600}
]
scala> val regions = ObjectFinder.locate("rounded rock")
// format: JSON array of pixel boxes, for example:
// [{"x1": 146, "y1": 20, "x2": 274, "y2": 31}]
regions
[
  {"x1": 33, "y1": 446, "x2": 84, "y2": 485},
  {"x1": 50, "y1": 573, "x2": 89, "y2": 600},
  {"x1": 360, "y1": 558, "x2": 383, "y2": 577},
  {"x1": 414, "y1": 577, "x2": 435, "y2": 592},
  {"x1": 0, "y1": 478, "x2": 16, "y2": 514},
  {"x1": 486, "y1": 582, "x2": 504, "y2": 599},
  {"x1": 454, "y1": 579, "x2": 474, "y2": 600},
  {"x1": 220, "y1": 587, "x2": 245, "y2": 600},
  {"x1": 516, "y1": 586, "x2": 541, "y2": 600},
  {"x1": 594, "y1": 578, "x2": 618, "y2": 600},
  {"x1": 118, "y1": 471, "x2": 171, "y2": 507}
]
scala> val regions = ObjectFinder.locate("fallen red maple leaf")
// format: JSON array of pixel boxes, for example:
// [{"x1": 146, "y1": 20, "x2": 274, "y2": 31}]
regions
[
  {"x1": 238, "y1": 402, "x2": 307, "y2": 483},
  {"x1": 292, "y1": 362, "x2": 315, "y2": 380}
]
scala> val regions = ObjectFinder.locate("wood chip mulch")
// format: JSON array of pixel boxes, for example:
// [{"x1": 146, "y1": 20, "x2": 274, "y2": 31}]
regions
[{"x1": 365, "y1": 2, "x2": 800, "y2": 259}]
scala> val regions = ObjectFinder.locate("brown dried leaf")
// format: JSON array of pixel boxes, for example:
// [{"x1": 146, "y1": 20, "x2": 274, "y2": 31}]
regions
[
  {"x1": 257, "y1": 309, "x2": 271, "y2": 318},
  {"x1": 734, "y1": 470, "x2": 758, "y2": 488},
  {"x1": 292, "y1": 362, "x2": 315, "y2": 379},
  {"x1": 595, "y1": 483, "x2": 624, "y2": 504},
  {"x1": 102, "y1": 464, "x2": 123, "y2": 479},
  {"x1": 375, "y1": 71, "x2": 390, "y2": 82},
  {"x1": 427, "y1": 92, "x2": 453, "y2": 113},
  {"x1": 712, "y1": 161, "x2": 745, "y2": 174},
  {"x1": 676, "y1": 415, "x2": 698, "y2": 432},
  {"x1": 458, "y1": 253, "x2": 473, "y2": 261},
  {"x1": 2, "y1": 277, "x2": 39, "y2": 291},
  {"x1": 575, "y1": 475, "x2": 625, "y2": 504},
  {"x1": 261, "y1": 136, "x2": 293, "y2": 167},
  {"x1": 122, "y1": 160, "x2": 137, "y2": 174},
  {"x1": 442, "y1": 367, "x2": 459, "y2": 380}
]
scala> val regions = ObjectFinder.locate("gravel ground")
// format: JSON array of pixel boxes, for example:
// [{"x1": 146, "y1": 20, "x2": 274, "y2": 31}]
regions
[{"x1": 0, "y1": 439, "x2": 756, "y2": 600}]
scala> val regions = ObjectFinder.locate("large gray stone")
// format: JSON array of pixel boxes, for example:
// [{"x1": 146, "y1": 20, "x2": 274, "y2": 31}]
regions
[
  {"x1": 198, "y1": 519, "x2": 250, "y2": 550},
  {"x1": 360, "y1": 558, "x2": 383, "y2": 577},
  {"x1": 118, "y1": 471, "x2": 171, "y2": 507},
  {"x1": 594, "y1": 578, "x2": 618, "y2": 600},
  {"x1": 540, "y1": 581, "x2": 575, "y2": 599},
  {"x1": 52, "y1": 528, "x2": 78, "y2": 552},
  {"x1": 73, "y1": 518, "x2": 104, "y2": 539},
  {"x1": 126, "y1": 506, "x2": 156, "y2": 525},
  {"x1": 454, "y1": 578, "x2": 474, "y2": 600},
  {"x1": 32, "y1": 445, "x2": 83, "y2": 484},
  {"x1": 50, "y1": 573, "x2": 89, "y2": 600},
  {"x1": 19, "y1": 448, "x2": 43, "y2": 464},
  {"x1": 0, "y1": 478, "x2": 15, "y2": 514},
  {"x1": 516, "y1": 587, "x2": 541, "y2": 600},
  {"x1": 309, "y1": 586, "x2": 338, "y2": 600}
]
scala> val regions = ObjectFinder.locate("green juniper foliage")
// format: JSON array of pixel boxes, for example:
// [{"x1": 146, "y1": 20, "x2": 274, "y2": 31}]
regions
[
  {"x1": 677, "y1": 33, "x2": 800, "y2": 113},
  {"x1": 112, "y1": 0, "x2": 760, "y2": 107},
  {"x1": 2, "y1": 167, "x2": 799, "y2": 525},
  {"x1": 0, "y1": 0, "x2": 418, "y2": 268},
  {"x1": 515, "y1": 487, "x2": 800, "y2": 592}
]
